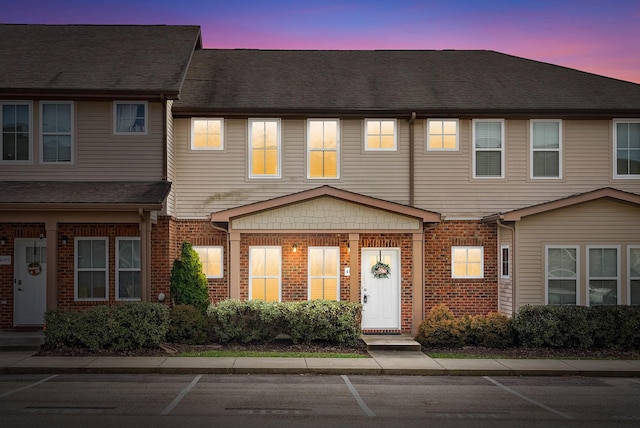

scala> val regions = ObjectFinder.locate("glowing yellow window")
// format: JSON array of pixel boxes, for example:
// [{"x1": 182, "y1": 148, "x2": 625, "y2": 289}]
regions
[
  {"x1": 452, "y1": 246, "x2": 484, "y2": 278},
  {"x1": 427, "y1": 119, "x2": 458, "y2": 150},
  {"x1": 192, "y1": 118, "x2": 223, "y2": 150},
  {"x1": 193, "y1": 246, "x2": 223, "y2": 278},
  {"x1": 365, "y1": 119, "x2": 396, "y2": 150},
  {"x1": 308, "y1": 119, "x2": 339, "y2": 178},
  {"x1": 250, "y1": 119, "x2": 280, "y2": 177},
  {"x1": 250, "y1": 247, "x2": 281, "y2": 301},
  {"x1": 308, "y1": 247, "x2": 339, "y2": 300}
]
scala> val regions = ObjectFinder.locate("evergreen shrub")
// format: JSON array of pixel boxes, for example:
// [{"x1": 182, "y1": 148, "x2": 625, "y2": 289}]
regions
[{"x1": 170, "y1": 242, "x2": 210, "y2": 313}]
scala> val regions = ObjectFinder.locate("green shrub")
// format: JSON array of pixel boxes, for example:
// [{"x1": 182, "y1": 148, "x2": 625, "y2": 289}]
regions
[
  {"x1": 167, "y1": 304, "x2": 210, "y2": 345},
  {"x1": 466, "y1": 312, "x2": 515, "y2": 349},
  {"x1": 170, "y1": 242, "x2": 210, "y2": 313},
  {"x1": 416, "y1": 304, "x2": 467, "y2": 348},
  {"x1": 207, "y1": 299, "x2": 362, "y2": 346},
  {"x1": 513, "y1": 305, "x2": 640, "y2": 350},
  {"x1": 207, "y1": 299, "x2": 284, "y2": 343},
  {"x1": 44, "y1": 303, "x2": 169, "y2": 351}
]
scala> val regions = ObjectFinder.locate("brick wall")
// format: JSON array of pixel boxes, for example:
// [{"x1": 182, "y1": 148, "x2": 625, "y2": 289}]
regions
[{"x1": 424, "y1": 220, "x2": 498, "y2": 316}]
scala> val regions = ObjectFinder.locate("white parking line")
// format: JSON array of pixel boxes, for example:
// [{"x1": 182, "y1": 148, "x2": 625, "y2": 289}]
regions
[
  {"x1": 629, "y1": 379, "x2": 640, "y2": 385},
  {"x1": 161, "y1": 374, "x2": 202, "y2": 415},
  {"x1": 0, "y1": 374, "x2": 58, "y2": 399},
  {"x1": 342, "y1": 375, "x2": 375, "y2": 417},
  {"x1": 483, "y1": 376, "x2": 574, "y2": 420}
]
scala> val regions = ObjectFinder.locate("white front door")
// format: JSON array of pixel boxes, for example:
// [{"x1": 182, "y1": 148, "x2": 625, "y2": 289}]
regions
[
  {"x1": 14, "y1": 239, "x2": 47, "y2": 326},
  {"x1": 361, "y1": 248, "x2": 400, "y2": 330}
]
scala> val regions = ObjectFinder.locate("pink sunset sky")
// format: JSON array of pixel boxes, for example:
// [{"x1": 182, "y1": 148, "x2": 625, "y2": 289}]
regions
[{"x1": 3, "y1": 0, "x2": 639, "y2": 83}]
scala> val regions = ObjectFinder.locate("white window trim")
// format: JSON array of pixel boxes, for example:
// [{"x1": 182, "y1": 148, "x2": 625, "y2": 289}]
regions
[
  {"x1": 426, "y1": 118, "x2": 459, "y2": 151},
  {"x1": 113, "y1": 101, "x2": 148, "y2": 135},
  {"x1": 193, "y1": 245, "x2": 224, "y2": 279},
  {"x1": 248, "y1": 118, "x2": 282, "y2": 179},
  {"x1": 191, "y1": 117, "x2": 224, "y2": 151},
  {"x1": 451, "y1": 246, "x2": 484, "y2": 279},
  {"x1": 74, "y1": 237, "x2": 109, "y2": 301},
  {"x1": 116, "y1": 237, "x2": 141, "y2": 301},
  {"x1": 0, "y1": 100, "x2": 33, "y2": 164},
  {"x1": 364, "y1": 118, "x2": 397, "y2": 151},
  {"x1": 613, "y1": 119, "x2": 640, "y2": 179},
  {"x1": 586, "y1": 245, "x2": 621, "y2": 306},
  {"x1": 530, "y1": 119, "x2": 562, "y2": 179},
  {"x1": 472, "y1": 119, "x2": 505, "y2": 179},
  {"x1": 629, "y1": 245, "x2": 640, "y2": 305},
  {"x1": 306, "y1": 118, "x2": 340, "y2": 179},
  {"x1": 307, "y1": 246, "x2": 340, "y2": 300},
  {"x1": 545, "y1": 245, "x2": 579, "y2": 305},
  {"x1": 40, "y1": 101, "x2": 74, "y2": 164},
  {"x1": 500, "y1": 245, "x2": 510, "y2": 279},
  {"x1": 248, "y1": 246, "x2": 282, "y2": 301}
]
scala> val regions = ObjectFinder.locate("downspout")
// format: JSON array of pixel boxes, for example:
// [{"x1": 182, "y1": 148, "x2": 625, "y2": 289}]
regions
[
  {"x1": 409, "y1": 112, "x2": 416, "y2": 206},
  {"x1": 161, "y1": 95, "x2": 168, "y2": 181},
  {"x1": 210, "y1": 221, "x2": 231, "y2": 299},
  {"x1": 496, "y1": 218, "x2": 516, "y2": 316}
]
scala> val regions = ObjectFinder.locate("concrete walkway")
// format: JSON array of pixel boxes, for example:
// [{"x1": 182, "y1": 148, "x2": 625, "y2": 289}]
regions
[{"x1": 1, "y1": 350, "x2": 639, "y2": 377}]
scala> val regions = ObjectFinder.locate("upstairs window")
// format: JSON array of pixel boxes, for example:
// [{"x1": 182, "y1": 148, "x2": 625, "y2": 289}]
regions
[
  {"x1": 192, "y1": 118, "x2": 223, "y2": 150},
  {"x1": 531, "y1": 120, "x2": 561, "y2": 178},
  {"x1": 114, "y1": 102, "x2": 147, "y2": 134},
  {"x1": 473, "y1": 119, "x2": 504, "y2": 178},
  {"x1": 613, "y1": 120, "x2": 640, "y2": 178},
  {"x1": 308, "y1": 247, "x2": 340, "y2": 300},
  {"x1": 427, "y1": 119, "x2": 458, "y2": 151},
  {"x1": 249, "y1": 119, "x2": 281, "y2": 178},
  {"x1": 365, "y1": 119, "x2": 396, "y2": 151},
  {"x1": 308, "y1": 119, "x2": 339, "y2": 179},
  {"x1": 41, "y1": 102, "x2": 73, "y2": 163},
  {"x1": 1, "y1": 101, "x2": 31, "y2": 162}
]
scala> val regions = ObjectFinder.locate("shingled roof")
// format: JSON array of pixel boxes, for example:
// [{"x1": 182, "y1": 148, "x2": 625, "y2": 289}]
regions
[
  {"x1": 173, "y1": 49, "x2": 640, "y2": 117},
  {"x1": 0, "y1": 24, "x2": 201, "y2": 98}
]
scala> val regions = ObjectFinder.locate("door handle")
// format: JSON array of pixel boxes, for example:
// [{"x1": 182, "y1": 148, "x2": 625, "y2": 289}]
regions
[{"x1": 363, "y1": 294, "x2": 368, "y2": 303}]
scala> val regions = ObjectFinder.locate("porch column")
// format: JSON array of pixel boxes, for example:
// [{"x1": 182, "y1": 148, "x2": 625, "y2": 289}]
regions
[
  {"x1": 412, "y1": 232, "x2": 424, "y2": 336},
  {"x1": 349, "y1": 233, "x2": 359, "y2": 303},
  {"x1": 45, "y1": 220, "x2": 58, "y2": 311},
  {"x1": 229, "y1": 231, "x2": 241, "y2": 299}
]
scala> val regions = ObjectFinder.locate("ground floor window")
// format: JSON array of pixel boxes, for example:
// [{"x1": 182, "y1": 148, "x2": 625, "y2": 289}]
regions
[
  {"x1": 546, "y1": 246, "x2": 578, "y2": 305},
  {"x1": 308, "y1": 247, "x2": 339, "y2": 300},
  {"x1": 501, "y1": 245, "x2": 510, "y2": 279},
  {"x1": 75, "y1": 237, "x2": 108, "y2": 300},
  {"x1": 588, "y1": 246, "x2": 619, "y2": 306},
  {"x1": 452, "y1": 246, "x2": 483, "y2": 278},
  {"x1": 116, "y1": 238, "x2": 141, "y2": 300},
  {"x1": 194, "y1": 246, "x2": 223, "y2": 278},
  {"x1": 249, "y1": 246, "x2": 281, "y2": 301},
  {"x1": 631, "y1": 247, "x2": 640, "y2": 305}
]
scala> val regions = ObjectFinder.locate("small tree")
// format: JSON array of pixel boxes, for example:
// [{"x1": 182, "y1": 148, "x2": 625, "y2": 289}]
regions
[{"x1": 170, "y1": 242, "x2": 210, "y2": 313}]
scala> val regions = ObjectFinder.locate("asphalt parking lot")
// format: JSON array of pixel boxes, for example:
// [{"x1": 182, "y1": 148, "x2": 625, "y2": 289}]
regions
[{"x1": 1, "y1": 374, "x2": 640, "y2": 427}]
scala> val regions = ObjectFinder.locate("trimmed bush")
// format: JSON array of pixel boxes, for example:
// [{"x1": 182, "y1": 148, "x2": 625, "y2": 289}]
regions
[
  {"x1": 170, "y1": 242, "x2": 210, "y2": 313},
  {"x1": 416, "y1": 304, "x2": 467, "y2": 348},
  {"x1": 466, "y1": 312, "x2": 515, "y2": 349},
  {"x1": 207, "y1": 299, "x2": 362, "y2": 346},
  {"x1": 167, "y1": 304, "x2": 210, "y2": 345},
  {"x1": 514, "y1": 305, "x2": 640, "y2": 349},
  {"x1": 44, "y1": 303, "x2": 169, "y2": 351}
]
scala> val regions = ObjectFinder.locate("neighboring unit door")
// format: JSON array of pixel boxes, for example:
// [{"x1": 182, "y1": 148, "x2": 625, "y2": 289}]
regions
[
  {"x1": 361, "y1": 248, "x2": 400, "y2": 330},
  {"x1": 14, "y1": 239, "x2": 47, "y2": 326}
]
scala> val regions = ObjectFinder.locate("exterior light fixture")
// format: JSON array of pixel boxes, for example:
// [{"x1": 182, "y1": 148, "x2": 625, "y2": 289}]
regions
[
  {"x1": 61, "y1": 235, "x2": 69, "y2": 245},
  {"x1": 0, "y1": 237, "x2": 6, "y2": 245},
  {"x1": 292, "y1": 244, "x2": 298, "y2": 253}
]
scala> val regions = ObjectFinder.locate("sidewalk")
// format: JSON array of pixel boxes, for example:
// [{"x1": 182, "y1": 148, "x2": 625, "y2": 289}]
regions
[{"x1": 1, "y1": 350, "x2": 640, "y2": 377}]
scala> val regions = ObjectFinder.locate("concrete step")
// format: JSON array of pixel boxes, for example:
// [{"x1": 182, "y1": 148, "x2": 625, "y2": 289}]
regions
[
  {"x1": 361, "y1": 334, "x2": 422, "y2": 352},
  {"x1": 0, "y1": 331, "x2": 44, "y2": 352}
]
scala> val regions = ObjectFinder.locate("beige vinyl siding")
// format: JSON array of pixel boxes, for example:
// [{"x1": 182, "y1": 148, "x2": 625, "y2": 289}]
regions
[
  {"x1": 515, "y1": 199, "x2": 640, "y2": 309},
  {"x1": 413, "y1": 119, "x2": 638, "y2": 219},
  {"x1": 165, "y1": 100, "x2": 175, "y2": 216},
  {"x1": 0, "y1": 100, "x2": 165, "y2": 181},
  {"x1": 173, "y1": 118, "x2": 411, "y2": 218}
]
